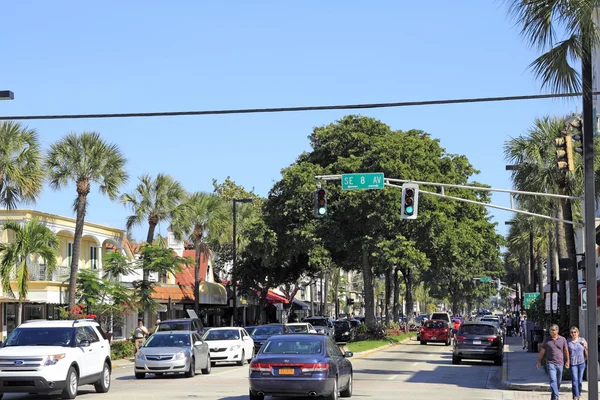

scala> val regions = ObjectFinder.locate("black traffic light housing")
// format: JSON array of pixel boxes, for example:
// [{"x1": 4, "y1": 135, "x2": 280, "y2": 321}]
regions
[{"x1": 314, "y1": 188, "x2": 327, "y2": 217}]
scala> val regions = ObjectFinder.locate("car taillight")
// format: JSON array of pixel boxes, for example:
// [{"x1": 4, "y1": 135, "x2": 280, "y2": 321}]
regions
[
  {"x1": 455, "y1": 335, "x2": 466, "y2": 341},
  {"x1": 487, "y1": 336, "x2": 500, "y2": 344},
  {"x1": 420, "y1": 328, "x2": 425, "y2": 332},
  {"x1": 249, "y1": 362, "x2": 271, "y2": 373},
  {"x1": 300, "y1": 363, "x2": 329, "y2": 373}
]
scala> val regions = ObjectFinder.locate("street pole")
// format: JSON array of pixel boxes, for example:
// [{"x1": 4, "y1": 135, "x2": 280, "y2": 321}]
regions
[
  {"x1": 549, "y1": 266, "x2": 554, "y2": 323},
  {"x1": 582, "y1": 34, "x2": 598, "y2": 397},
  {"x1": 231, "y1": 198, "x2": 253, "y2": 327}
]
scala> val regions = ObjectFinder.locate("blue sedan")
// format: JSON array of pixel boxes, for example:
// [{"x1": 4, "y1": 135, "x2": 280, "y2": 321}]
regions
[{"x1": 249, "y1": 334, "x2": 353, "y2": 400}]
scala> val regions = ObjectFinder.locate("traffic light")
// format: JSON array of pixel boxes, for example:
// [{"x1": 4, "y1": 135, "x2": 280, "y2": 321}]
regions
[
  {"x1": 554, "y1": 135, "x2": 574, "y2": 172},
  {"x1": 314, "y1": 188, "x2": 327, "y2": 217},
  {"x1": 569, "y1": 117, "x2": 583, "y2": 154},
  {"x1": 347, "y1": 298, "x2": 355, "y2": 306},
  {"x1": 401, "y1": 183, "x2": 419, "y2": 220}
]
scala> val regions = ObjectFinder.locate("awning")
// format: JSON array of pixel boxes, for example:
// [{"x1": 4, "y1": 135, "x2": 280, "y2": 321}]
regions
[
  {"x1": 266, "y1": 290, "x2": 288, "y2": 304},
  {"x1": 152, "y1": 286, "x2": 188, "y2": 302},
  {"x1": 292, "y1": 298, "x2": 310, "y2": 310},
  {"x1": 151, "y1": 282, "x2": 226, "y2": 305},
  {"x1": 198, "y1": 282, "x2": 227, "y2": 305}
]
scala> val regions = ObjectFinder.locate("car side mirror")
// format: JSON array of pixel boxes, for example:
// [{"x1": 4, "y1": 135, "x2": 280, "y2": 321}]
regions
[
  {"x1": 79, "y1": 340, "x2": 90, "y2": 347},
  {"x1": 309, "y1": 330, "x2": 317, "y2": 334},
  {"x1": 194, "y1": 341, "x2": 202, "y2": 346},
  {"x1": 344, "y1": 351, "x2": 353, "y2": 358}
]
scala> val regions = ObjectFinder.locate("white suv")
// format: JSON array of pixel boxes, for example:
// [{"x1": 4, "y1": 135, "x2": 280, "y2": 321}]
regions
[{"x1": 0, "y1": 319, "x2": 111, "y2": 399}]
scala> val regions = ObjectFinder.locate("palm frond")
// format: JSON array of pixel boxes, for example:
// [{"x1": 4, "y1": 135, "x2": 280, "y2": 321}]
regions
[{"x1": 529, "y1": 34, "x2": 581, "y2": 93}]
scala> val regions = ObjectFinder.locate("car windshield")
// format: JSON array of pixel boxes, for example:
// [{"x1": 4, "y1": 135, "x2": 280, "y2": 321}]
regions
[
  {"x1": 305, "y1": 318, "x2": 328, "y2": 326},
  {"x1": 287, "y1": 325, "x2": 309, "y2": 333},
  {"x1": 144, "y1": 334, "x2": 191, "y2": 347},
  {"x1": 334, "y1": 321, "x2": 350, "y2": 330},
  {"x1": 431, "y1": 314, "x2": 449, "y2": 321},
  {"x1": 251, "y1": 326, "x2": 284, "y2": 336},
  {"x1": 203, "y1": 329, "x2": 240, "y2": 341},
  {"x1": 425, "y1": 321, "x2": 446, "y2": 329},
  {"x1": 5, "y1": 327, "x2": 74, "y2": 347},
  {"x1": 460, "y1": 325, "x2": 496, "y2": 336},
  {"x1": 262, "y1": 339, "x2": 323, "y2": 354},
  {"x1": 157, "y1": 322, "x2": 190, "y2": 332}
]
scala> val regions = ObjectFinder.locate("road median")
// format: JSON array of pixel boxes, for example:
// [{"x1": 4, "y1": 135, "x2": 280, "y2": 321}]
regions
[{"x1": 346, "y1": 333, "x2": 416, "y2": 358}]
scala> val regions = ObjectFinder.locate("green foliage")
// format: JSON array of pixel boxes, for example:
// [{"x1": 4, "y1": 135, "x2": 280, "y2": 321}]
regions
[
  {"x1": 526, "y1": 297, "x2": 551, "y2": 330},
  {"x1": 102, "y1": 251, "x2": 134, "y2": 280},
  {"x1": 110, "y1": 340, "x2": 135, "y2": 360}
]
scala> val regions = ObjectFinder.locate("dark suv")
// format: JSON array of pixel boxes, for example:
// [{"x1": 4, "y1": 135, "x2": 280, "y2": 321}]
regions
[
  {"x1": 156, "y1": 318, "x2": 204, "y2": 335},
  {"x1": 452, "y1": 321, "x2": 504, "y2": 365}
]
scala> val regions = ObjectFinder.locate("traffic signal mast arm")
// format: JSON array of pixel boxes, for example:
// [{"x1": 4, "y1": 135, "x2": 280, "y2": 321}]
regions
[{"x1": 314, "y1": 174, "x2": 583, "y2": 226}]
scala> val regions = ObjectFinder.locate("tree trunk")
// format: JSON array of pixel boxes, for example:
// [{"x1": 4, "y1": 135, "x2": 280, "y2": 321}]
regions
[
  {"x1": 17, "y1": 298, "x2": 22, "y2": 326},
  {"x1": 362, "y1": 245, "x2": 376, "y2": 328},
  {"x1": 403, "y1": 268, "x2": 414, "y2": 323},
  {"x1": 393, "y1": 267, "x2": 401, "y2": 323},
  {"x1": 556, "y1": 203, "x2": 568, "y2": 327},
  {"x1": 537, "y1": 253, "x2": 544, "y2": 299},
  {"x1": 562, "y1": 199, "x2": 580, "y2": 328},
  {"x1": 68, "y1": 191, "x2": 88, "y2": 309},
  {"x1": 385, "y1": 266, "x2": 394, "y2": 326},
  {"x1": 142, "y1": 221, "x2": 157, "y2": 321},
  {"x1": 194, "y1": 240, "x2": 202, "y2": 317},
  {"x1": 332, "y1": 269, "x2": 340, "y2": 319},
  {"x1": 323, "y1": 271, "x2": 330, "y2": 317}
]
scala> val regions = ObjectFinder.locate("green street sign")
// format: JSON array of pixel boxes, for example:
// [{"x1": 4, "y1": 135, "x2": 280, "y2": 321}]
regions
[
  {"x1": 341, "y1": 173, "x2": 385, "y2": 191},
  {"x1": 524, "y1": 292, "x2": 540, "y2": 309},
  {"x1": 479, "y1": 277, "x2": 491, "y2": 282},
  {"x1": 581, "y1": 288, "x2": 587, "y2": 311}
]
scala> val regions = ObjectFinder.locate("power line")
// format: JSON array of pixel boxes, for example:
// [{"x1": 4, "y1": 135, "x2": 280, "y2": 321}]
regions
[{"x1": 0, "y1": 91, "x2": 596, "y2": 121}]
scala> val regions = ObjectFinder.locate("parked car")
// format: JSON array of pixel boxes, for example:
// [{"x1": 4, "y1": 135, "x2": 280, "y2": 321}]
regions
[
  {"x1": 303, "y1": 317, "x2": 335, "y2": 338},
  {"x1": 249, "y1": 333, "x2": 353, "y2": 400},
  {"x1": 134, "y1": 330, "x2": 211, "y2": 378},
  {"x1": 285, "y1": 322, "x2": 317, "y2": 334},
  {"x1": 203, "y1": 327, "x2": 254, "y2": 366},
  {"x1": 156, "y1": 318, "x2": 204, "y2": 335},
  {"x1": 0, "y1": 319, "x2": 111, "y2": 399},
  {"x1": 452, "y1": 321, "x2": 504, "y2": 366},
  {"x1": 247, "y1": 324, "x2": 291, "y2": 354},
  {"x1": 419, "y1": 320, "x2": 452, "y2": 346},
  {"x1": 333, "y1": 320, "x2": 354, "y2": 343}
]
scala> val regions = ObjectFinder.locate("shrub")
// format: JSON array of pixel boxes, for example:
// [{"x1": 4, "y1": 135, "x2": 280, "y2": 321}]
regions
[{"x1": 111, "y1": 340, "x2": 135, "y2": 360}]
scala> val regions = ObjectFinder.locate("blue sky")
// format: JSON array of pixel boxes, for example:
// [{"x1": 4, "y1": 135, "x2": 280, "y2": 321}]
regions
[{"x1": 1, "y1": 1, "x2": 576, "y2": 240}]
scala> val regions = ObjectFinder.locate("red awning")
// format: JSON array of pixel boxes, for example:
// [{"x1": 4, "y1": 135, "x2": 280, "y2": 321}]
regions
[{"x1": 259, "y1": 290, "x2": 288, "y2": 304}]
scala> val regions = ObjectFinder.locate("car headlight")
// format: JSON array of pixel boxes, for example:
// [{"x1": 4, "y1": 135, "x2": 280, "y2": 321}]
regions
[
  {"x1": 135, "y1": 352, "x2": 146, "y2": 360},
  {"x1": 173, "y1": 351, "x2": 187, "y2": 360},
  {"x1": 230, "y1": 344, "x2": 241, "y2": 351},
  {"x1": 344, "y1": 331, "x2": 350, "y2": 335},
  {"x1": 45, "y1": 354, "x2": 66, "y2": 366}
]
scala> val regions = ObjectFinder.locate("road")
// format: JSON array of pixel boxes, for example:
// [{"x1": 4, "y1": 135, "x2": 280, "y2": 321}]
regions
[{"x1": 0, "y1": 339, "x2": 552, "y2": 400}]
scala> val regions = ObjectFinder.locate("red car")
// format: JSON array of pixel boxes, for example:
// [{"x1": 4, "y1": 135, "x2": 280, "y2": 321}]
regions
[{"x1": 419, "y1": 320, "x2": 452, "y2": 345}]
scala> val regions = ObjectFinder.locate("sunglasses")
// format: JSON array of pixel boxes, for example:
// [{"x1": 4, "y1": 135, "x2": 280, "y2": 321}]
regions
[{"x1": 571, "y1": 331, "x2": 578, "y2": 334}]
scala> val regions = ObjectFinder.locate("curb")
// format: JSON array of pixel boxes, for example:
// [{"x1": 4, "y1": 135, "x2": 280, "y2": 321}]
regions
[
  {"x1": 501, "y1": 354, "x2": 584, "y2": 392},
  {"x1": 112, "y1": 359, "x2": 134, "y2": 369},
  {"x1": 352, "y1": 337, "x2": 415, "y2": 359}
]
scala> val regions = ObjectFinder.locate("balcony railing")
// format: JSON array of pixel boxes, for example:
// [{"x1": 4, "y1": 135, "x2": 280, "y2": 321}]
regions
[{"x1": 13, "y1": 262, "x2": 71, "y2": 282}]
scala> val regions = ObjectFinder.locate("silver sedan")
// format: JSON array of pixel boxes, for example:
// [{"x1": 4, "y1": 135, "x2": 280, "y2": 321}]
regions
[{"x1": 134, "y1": 331, "x2": 211, "y2": 379}]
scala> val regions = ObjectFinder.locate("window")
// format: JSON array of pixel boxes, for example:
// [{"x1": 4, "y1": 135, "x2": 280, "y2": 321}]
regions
[
  {"x1": 67, "y1": 242, "x2": 73, "y2": 266},
  {"x1": 84, "y1": 326, "x2": 100, "y2": 343},
  {"x1": 90, "y1": 246, "x2": 98, "y2": 270}
]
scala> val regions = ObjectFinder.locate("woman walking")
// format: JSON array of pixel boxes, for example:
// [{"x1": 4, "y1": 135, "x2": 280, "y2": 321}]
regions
[{"x1": 567, "y1": 327, "x2": 588, "y2": 400}]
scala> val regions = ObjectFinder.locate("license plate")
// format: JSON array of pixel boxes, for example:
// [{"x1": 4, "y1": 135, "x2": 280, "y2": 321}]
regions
[
  {"x1": 473, "y1": 340, "x2": 481, "y2": 345},
  {"x1": 279, "y1": 368, "x2": 294, "y2": 375},
  {"x1": 431, "y1": 337, "x2": 436, "y2": 340}
]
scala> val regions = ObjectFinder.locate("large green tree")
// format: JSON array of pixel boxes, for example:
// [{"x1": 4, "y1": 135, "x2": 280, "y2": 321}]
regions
[
  {"x1": 0, "y1": 219, "x2": 59, "y2": 325},
  {"x1": 46, "y1": 132, "x2": 128, "y2": 309},
  {"x1": 0, "y1": 121, "x2": 44, "y2": 209}
]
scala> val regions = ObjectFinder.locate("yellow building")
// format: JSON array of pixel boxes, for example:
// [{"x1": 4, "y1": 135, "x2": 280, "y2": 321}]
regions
[{"x1": 0, "y1": 209, "x2": 129, "y2": 339}]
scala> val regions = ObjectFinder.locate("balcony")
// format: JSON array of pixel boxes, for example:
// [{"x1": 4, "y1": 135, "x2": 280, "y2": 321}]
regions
[{"x1": 11, "y1": 262, "x2": 71, "y2": 282}]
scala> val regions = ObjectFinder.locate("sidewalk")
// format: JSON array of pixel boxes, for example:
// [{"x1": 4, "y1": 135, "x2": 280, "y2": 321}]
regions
[
  {"x1": 112, "y1": 357, "x2": 134, "y2": 369},
  {"x1": 502, "y1": 335, "x2": 588, "y2": 393}
]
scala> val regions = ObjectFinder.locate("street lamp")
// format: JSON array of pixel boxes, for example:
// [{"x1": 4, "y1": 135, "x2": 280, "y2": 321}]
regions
[
  {"x1": 0, "y1": 90, "x2": 14, "y2": 100},
  {"x1": 231, "y1": 198, "x2": 253, "y2": 327}
]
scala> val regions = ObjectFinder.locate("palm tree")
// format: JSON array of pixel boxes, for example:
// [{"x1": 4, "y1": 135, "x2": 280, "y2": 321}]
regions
[
  {"x1": 121, "y1": 173, "x2": 185, "y2": 244},
  {"x1": 0, "y1": 121, "x2": 44, "y2": 209},
  {"x1": 171, "y1": 192, "x2": 229, "y2": 316},
  {"x1": 45, "y1": 132, "x2": 128, "y2": 309},
  {"x1": 0, "y1": 219, "x2": 59, "y2": 325}
]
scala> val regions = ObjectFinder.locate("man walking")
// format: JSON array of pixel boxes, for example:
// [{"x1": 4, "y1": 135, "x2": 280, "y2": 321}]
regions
[{"x1": 536, "y1": 324, "x2": 570, "y2": 400}]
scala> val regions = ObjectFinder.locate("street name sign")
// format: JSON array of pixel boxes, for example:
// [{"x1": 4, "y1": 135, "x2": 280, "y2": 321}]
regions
[
  {"x1": 341, "y1": 173, "x2": 385, "y2": 191},
  {"x1": 524, "y1": 292, "x2": 540, "y2": 309},
  {"x1": 479, "y1": 277, "x2": 491, "y2": 282},
  {"x1": 581, "y1": 288, "x2": 587, "y2": 310}
]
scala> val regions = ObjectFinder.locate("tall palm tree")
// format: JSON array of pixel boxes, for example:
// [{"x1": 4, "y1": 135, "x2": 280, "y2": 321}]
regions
[
  {"x1": 121, "y1": 173, "x2": 185, "y2": 244},
  {"x1": 0, "y1": 121, "x2": 44, "y2": 209},
  {"x1": 46, "y1": 132, "x2": 128, "y2": 309},
  {"x1": 0, "y1": 219, "x2": 59, "y2": 325},
  {"x1": 171, "y1": 192, "x2": 229, "y2": 316}
]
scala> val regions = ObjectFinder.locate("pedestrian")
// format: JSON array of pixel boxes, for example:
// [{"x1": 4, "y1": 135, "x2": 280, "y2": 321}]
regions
[
  {"x1": 520, "y1": 314, "x2": 528, "y2": 349},
  {"x1": 567, "y1": 326, "x2": 588, "y2": 400},
  {"x1": 506, "y1": 315, "x2": 513, "y2": 336},
  {"x1": 536, "y1": 324, "x2": 570, "y2": 400},
  {"x1": 134, "y1": 319, "x2": 149, "y2": 353}
]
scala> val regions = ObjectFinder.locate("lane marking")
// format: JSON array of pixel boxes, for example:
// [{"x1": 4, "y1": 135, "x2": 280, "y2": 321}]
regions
[
  {"x1": 411, "y1": 362, "x2": 418, "y2": 366},
  {"x1": 388, "y1": 375, "x2": 397, "y2": 380}
]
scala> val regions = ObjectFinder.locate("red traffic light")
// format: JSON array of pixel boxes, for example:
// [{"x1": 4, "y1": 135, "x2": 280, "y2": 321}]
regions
[{"x1": 317, "y1": 189, "x2": 326, "y2": 198}]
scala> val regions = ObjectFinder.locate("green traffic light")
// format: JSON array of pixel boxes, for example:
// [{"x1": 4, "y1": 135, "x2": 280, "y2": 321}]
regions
[
  {"x1": 318, "y1": 207, "x2": 327, "y2": 215},
  {"x1": 405, "y1": 206, "x2": 413, "y2": 214}
]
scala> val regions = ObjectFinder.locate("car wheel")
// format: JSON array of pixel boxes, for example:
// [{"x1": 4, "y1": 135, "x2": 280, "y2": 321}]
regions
[
  {"x1": 494, "y1": 355, "x2": 503, "y2": 366},
  {"x1": 94, "y1": 362, "x2": 111, "y2": 393},
  {"x1": 340, "y1": 372, "x2": 352, "y2": 398},
  {"x1": 201, "y1": 355, "x2": 211, "y2": 374},
  {"x1": 452, "y1": 355, "x2": 461, "y2": 365},
  {"x1": 420, "y1": 341, "x2": 427, "y2": 345},
  {"x1": 135, "y1": 372, "x2": 145, "y2": 379},
  {"x1": 61, "y1": 366, "x2": 78, "y2": 399},
  {"x1": 185, "y1": 357, "x2": 196, "y2": 378},
  {"x1": 249, "y1": 389, "x2": 264, "y2": 400},
  {"x1": 236, "y1": 350, "x2": 245, "y2": 366},
  {"x1": 325, "y1": 377, "x2": 338, "y2": 400}
]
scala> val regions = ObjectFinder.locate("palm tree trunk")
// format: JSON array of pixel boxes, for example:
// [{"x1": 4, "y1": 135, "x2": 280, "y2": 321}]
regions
[
  {"x1": 141, "y1": 221, "x2": 157, "y2": 322},
  {"x1": 537, "y1": 253, "x2": 544, "y2": 299},
  {"x1": 403, "y1": 268, "x2": 414, "y2": 323},
  {"x1": 146, "y1": 222, "x2": 157, "y2": 245},
  {"x1": 194, "y1": 240, "x2": 201, "y2": 317},
  {"x1": 362, "y1": 245, "x2": 376, "y2": 328},
  {"x1": 555, "y1": 206, "x2": 568, "y2": 326},
  {"x1": 68, "y1": 192, "x2": 87, "y2": 309},
  {"x1": 17, "y1": 298, "x2": 22, "y2": 326},
  {"x1": 562, "y1": 199, "x2": 580, "y2": 328},
  {"x1": 323, "y1": 271, "x2": 330, "y2": 317}
]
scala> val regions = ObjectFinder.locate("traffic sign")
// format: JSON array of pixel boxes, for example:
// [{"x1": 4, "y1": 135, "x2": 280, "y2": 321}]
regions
[
  {"x1": 552, "y1": 292, "x2": 558, "y2": 311},
  {"x1": 581, "y1": 288, "x2": 587, "y2": 310},
  {"x1": 523, "y1": 292, "x2": 540, "y2": 309},
  {"x1": 479, "y1": 277, "x2": 491, "y2": 282},
  {"x1": 341, "y1": 173, "x2": 385, "y2": 190}
]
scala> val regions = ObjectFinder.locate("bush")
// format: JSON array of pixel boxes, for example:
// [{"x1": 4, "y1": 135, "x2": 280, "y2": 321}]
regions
[{"x1": 111, "y1": 340, "x2": 135, "y2": 360}]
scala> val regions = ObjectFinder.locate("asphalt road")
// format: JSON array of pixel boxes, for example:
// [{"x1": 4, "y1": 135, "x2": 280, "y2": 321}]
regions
[{"x1": 0, "y1": 339, "x2": 528, "y2": 400}]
